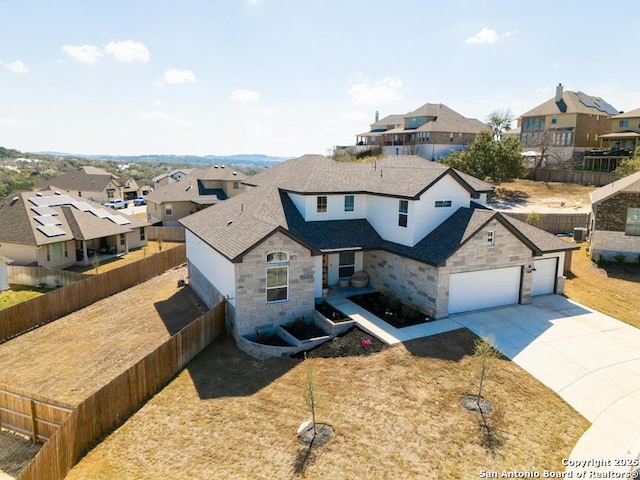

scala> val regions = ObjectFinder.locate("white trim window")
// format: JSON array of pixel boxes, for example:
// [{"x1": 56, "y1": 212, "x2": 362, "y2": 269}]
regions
[
  {"x1": 487, "y1": 231, "x2": 495, "y2": 247},
  {"x1": 266, "y1": 251, "x2": 289, "y2": 303},
  {"x1": 434, "y1": 200, "x2": 452, "y2": 208},
  {"x1": 344, "y1": 195, "x2": 355, "y2": 212},
  {"x1": 338, "y1": 251, "x2": 356, "y2": 278},
  {"x1": 317, "y1": 196, "x2": 327, "y2": 213},
  {"x1": 165, "y1": 203, "x2": 173, "y2": 216},
  {"x1": 626, "y1": 208, "x2": 640, "y2": 236}
]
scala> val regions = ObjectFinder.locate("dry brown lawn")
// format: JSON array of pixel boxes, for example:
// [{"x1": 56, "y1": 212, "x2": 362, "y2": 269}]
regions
[
  {"x1": 565, "y1": 244, "x2": 640, "y2": 329},
  {"x1": 0, "y1": 266, "x2": 206, "y2": 406},
  {"x1": 67, "y1": 330, "x2": 588, "y2": 480},
  {"x1": 493, "y1": 179, "x2": 593, "y2": 208}
]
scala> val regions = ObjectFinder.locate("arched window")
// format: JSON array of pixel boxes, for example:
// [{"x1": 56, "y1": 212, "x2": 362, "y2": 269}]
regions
[
  {"x1": 266, "y1": 251, "x2": 288, "y2": 302},
  {"x1": 266, "y1": 251, "x2": 288, "y2": 263}
]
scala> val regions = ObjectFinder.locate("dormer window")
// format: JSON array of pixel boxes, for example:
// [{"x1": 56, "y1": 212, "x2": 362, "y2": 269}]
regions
[
  {"x1": 317, "y1": 196, "x2": 327, "y2": 213},
  {"x1": 434, "y1": 200, "x2": 452, "y2": 208}
]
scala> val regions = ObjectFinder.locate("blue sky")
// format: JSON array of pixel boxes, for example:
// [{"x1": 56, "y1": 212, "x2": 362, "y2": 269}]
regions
[{"x1": 1, "y1": 0, "x2": 639, "y2": 157}]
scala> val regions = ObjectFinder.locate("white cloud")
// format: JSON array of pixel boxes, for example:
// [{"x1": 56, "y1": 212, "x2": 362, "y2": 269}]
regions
[
  {"x1": 2, "y1": 60, "x2": 29, "y2": 74},
  {"x1": 465, "y1": 27, "x2": 517, "y2": 45},
  {"x1": 0, "y1": 117, "x2": 36, "y2": 126},
  {"x1": 248, "y1": 0, "x2": 263, "y2": 4},
  {"x1": 137, "y1": 111, "x2": 194, "y2": 126},
  {"x1": 230, "y1": 89, "x2": 260, "y2": 106},
  {"x1": 62, "y1": 44, "x2": 104, "y2": 64},
  {"x1": 161, "y1": 69, "x2": 197, "y2": 84},
  {"x1": 348, "y1": 76, "x2": 403, "y2": 105},
  {"x1": 153, "y1": 99, "x2": 163, "y2": 107},
  {"x1": 104, "y1": 40, "x2": 150, "y2": 63}
]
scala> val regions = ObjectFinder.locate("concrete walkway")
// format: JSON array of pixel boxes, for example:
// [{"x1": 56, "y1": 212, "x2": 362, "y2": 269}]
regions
[
  {"x1": 451, "y1": 295, "x2": 640, "y2": 476},
  {"x1": 326, "y1": 294, "x2": 461, "y2": 345}
]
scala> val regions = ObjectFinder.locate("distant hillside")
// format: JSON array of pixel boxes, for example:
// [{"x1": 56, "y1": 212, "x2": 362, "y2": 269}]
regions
[{"x1": 34, "y1": 152, "x2": 292, "y2": 167}]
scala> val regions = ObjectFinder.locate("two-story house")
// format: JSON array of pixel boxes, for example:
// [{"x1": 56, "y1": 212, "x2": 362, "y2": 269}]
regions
[
  {"x1": 518, "y1": 84, "x2": 619, "y2": 165},
  {"x1": 181, "y1": 155, "x2": 576, "y2": 342},
  {"x1": 151, "y1": 168, "x2": 194, "y2": 189},
  {"x1": 39, "y1": 166, "x2": 140, "y2": 203},
  {"x1": 597, "y1": 107, "x2": 640, "y2": 154},
  {"x1": 146, "y1": 165, "x2": 246, "y2": 226},
  {"x1": 356, "y1": 104, "x2": 489, "y2": 159}
]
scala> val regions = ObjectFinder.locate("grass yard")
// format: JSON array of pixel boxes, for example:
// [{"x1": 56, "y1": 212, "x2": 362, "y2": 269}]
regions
[
  {"x1": 0, "y1": 266, "x2": 205, "y2": 406},
  {"x1": 67, "y1": 330, "x2": 588, "y2": 480},
  {"x1": 0, "y1": 285, "x2": 53, "y2": 310},
  {"x1": 565, "y1": 244, "x2": 640, "y2": 329},
  {"x1": 66, "y1": 240, "x2": 183, "y2": 275}
]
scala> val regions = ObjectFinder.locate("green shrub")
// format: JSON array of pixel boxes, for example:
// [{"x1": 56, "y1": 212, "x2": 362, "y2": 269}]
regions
[{"x1": 613, "y1": 254, "x2": 626, "y2": 264}]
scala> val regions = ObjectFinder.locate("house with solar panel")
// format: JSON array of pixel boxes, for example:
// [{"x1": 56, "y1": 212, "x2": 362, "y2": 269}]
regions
[
  {"x1": 0, "y1": 190, "x2": 148, "y2": 269},
  {"x1": 39, "y1": 166, "x2": 141, "y2": 203},
  {"x1": 518, "y1": 84, "x2": 620, "y2": 165}
]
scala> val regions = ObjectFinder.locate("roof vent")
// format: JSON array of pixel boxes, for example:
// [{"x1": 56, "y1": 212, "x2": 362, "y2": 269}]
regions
[
  {"x1": 36, "y1": 192, "x2": 44, "y2": 197},
  {"x1": 214, "y1": 165, "x2": 218, "y2": 168},
  {"x1": 233, "y1": 171, "x2": 238, "y2": 175},
  {"x1": 54, "y1": 191, "x2": 61, "y2": 195},
  {"x1": 10, "y1": 196, "x2": 19, "y2": 206},
  {"x1": 226, "y1": 220, "x2": 233, "y2": 226},
  {"x1": 221, "y1": 165, "x2": 225, "y2": 168}
]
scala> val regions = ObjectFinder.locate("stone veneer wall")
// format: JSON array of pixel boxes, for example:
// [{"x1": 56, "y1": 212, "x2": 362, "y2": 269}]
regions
[
  {"x1": 594, "y1": 192, "x2": 640, "y2": 231},
  {"x1": 439, "y1": 220, "x2": 533, "y2": 316},
  {"x1": 590, "y1": 230, "x2": 640, "y2": 261},
  {"x1": 233, "y1": 232, "x2": 315, "y2": 336},
  {"x1": 364, "y1": 250, "x2": 439, "y2": 316}
]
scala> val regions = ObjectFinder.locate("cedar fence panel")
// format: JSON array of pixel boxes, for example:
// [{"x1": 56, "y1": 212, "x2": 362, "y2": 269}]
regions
[
  {"x1": 18, "y1": 301, "x2": 225, "y2": 480},
  {"x1": 501, "y1": 212, "x2": 589, "y2": 234},
  {"x1": 0, "y1": 244, "x2": 186, "y2": 343},
  {"x1": 8, "y1": 266, "x2": 87, "y2": 288},
  {"x1": 148, "y1": 226, "x2": 186, "y2": 242},
  {"x1": 0, "y1": 384, "x2": 73, "y2": 443},
  {"x1": 530, "y1": 169, "x2": 618, "y2": 187}
]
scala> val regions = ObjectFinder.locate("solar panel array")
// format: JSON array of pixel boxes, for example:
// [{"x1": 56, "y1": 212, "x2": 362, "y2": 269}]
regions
[
  {"x1": 34, "y1": 215, "x2": 63, "y2": 226},
  {"x1": 71, "y1": 201, "x2": 93, "y2": 211},
  {"x1": 28, "y1": 195, "x2": 75, "y2": 207},
  {"x1": 36, "y1": 225, "x2": 66, "y2": 237},
  {"x1": 107, "y1": 215, "x2": 131, "y2": 225},
  {"x1": 89, "y1": 209, "x2": 110, "y2": 219},
  {"x1": 31, "y1": 206, "x2": 58, "y2": 216}
]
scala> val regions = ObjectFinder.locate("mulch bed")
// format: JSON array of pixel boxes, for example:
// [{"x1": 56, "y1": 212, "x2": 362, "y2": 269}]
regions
[
  {"x1": 460, "y1": 395, "x2": 494, "y2": 415},
  {"x1": 348, "y1": 292, "x2": 429, "y2": 329},
  {"x1": 283, "y1": 322, "x2": 328, "y2": 341},
  {"x1": 315, "y1": 302, "x2": 351, "y2": 323},
  {"x1": 302, "y1": 327, "x2": 387, "y2": 358}
]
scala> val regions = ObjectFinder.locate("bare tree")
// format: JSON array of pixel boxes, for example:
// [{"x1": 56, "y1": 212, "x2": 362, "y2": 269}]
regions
[{"x1": 486, "y1": 109, "x2": 514, "y2": 140}]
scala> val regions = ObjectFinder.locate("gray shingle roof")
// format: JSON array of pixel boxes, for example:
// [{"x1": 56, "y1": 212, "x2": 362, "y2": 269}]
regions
[
  {"x1": 589, "y1": 171, "x2": 640, "y2": 205},
  {"x1": 610, "y1": 107, "x2": 640, "y2": 119},
  {"x1": 147, "y1": 166, "x2": 245, "y2": 204},
  {"x1": 0, "y1": 191, "x2": 146, "y2": 246},
  {"x1": 181, "y1": 155, "x2": 571, "y2": 264},
  {"x1": 39, "y1": 166, "x2": 125, "y2": 192}
]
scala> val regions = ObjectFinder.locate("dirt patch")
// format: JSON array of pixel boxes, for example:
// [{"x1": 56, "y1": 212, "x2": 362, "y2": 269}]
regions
[
  {"x1": 489, "y1": 179, "x2": 593, "y2": 213},
  {"x1": 0, "y1": 266, "x2": 206, "y2": 406},
  {"x1": 0, "y1": 429, "x2": 41, "y2": 479}
]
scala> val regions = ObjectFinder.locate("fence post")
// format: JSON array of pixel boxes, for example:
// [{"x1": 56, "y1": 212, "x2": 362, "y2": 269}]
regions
[{"x1": 30, "y1": 399, "x2": 38, "y2": 443}]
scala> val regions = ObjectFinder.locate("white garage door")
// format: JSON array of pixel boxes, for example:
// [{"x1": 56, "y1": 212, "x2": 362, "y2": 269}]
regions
[
  {"x1": 531, "y1": 257, "x2": 558, "y2": 296},
  {"x1": 448, "y1": 266, "x2": 521, "y2": 314}
]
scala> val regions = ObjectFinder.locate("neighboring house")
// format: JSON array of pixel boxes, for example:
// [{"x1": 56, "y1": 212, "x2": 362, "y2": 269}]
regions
[
  {"x1": 589, "y1": 170, "x2": 640, "y2": 261},
  {"x1": 518, "y1": 84, "x2": 619, "y2": 164},
  {"x1": 181, "y1": 155, "x2": 576, "y2": 340},
  {"x1": 597, "y1": 107, "x2": 640, "y2": 154},
  {"x1": 152, "y1": 169, "x2": 193, "y2": 189},
  {"x1": 39, "y1": 166, "x2": 140, "y2": 203},
  {"x1": 0, "y1": 191, "x2": 148, "y2": 268},
  {"x1": 355, "y1": 104, "x2": 489, "y2": 159},
  {"x1": 146, "y1": 165, "x2": 246, "y2": 226}
]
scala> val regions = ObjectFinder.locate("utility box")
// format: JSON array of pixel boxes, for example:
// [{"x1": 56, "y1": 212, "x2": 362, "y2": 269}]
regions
[{"x1": 573, "y1": 227, "x2": 588, "y2": 242}]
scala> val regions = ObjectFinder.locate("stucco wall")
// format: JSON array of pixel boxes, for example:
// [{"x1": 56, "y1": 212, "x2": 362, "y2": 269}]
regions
[
  {"x1": 0, "y1": 242, "x2": 38, "y2": 266},
  {"x1": 233, "y1": 232, "x2": 315, "y2": 336}
]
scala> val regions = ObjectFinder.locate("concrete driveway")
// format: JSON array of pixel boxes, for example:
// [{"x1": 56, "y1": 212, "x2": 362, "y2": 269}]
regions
[{"x1": 451, "y1": 295, "x2": 640, "y2": 473}]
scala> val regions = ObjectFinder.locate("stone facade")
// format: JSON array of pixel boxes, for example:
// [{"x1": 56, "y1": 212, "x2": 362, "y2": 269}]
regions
[
  {"x1": 593, "y1": 192, "x2": 640, "y2": 231},
  {"x1": 233, "y1": 232, "x2": 315, "y2": 336},
  {"x1": 439, "y1": 220, "x2": 534, "y2": 316},
  {"x1": 364, "y1": 250, "x2": 439, "y2": 316},
  {"x1": 590, "y1": 230, "x2": 640, "y2": 261}
]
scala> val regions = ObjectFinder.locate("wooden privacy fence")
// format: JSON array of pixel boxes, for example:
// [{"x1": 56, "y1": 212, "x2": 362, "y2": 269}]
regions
[
  {"x1": 0, "y1": 385, "x2": 73, "y2": 443},
  {"x1": 530, "y1": 169, "x2": 617, "y2": 187},
  {"x1": 502, "y1": 212, "x2": 589, "y2": 234},
  {"x1": 8, "y1": 266, "x2": 87, "y2": 288},
  {"x1": 18, "y1": 300, "x2": 225, "y2": 480},
  {"x1": 148, "y1": 226, "x2": 186, "y2": 242},
  {"x1": 0, "y1": 244, "x2": 187, "y2": 343}
]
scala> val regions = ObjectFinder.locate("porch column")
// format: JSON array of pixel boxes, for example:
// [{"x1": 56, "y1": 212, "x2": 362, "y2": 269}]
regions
[
  {"x1": 124, "y1": 234, "x2": 129, "y2": 254},
  {"x1": 82, "y1": 241, "x2": 89, "y2": 266}
]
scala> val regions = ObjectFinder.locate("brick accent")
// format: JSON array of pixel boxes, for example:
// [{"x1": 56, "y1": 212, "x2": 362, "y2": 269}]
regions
[
  {"x1": 594, "y1": 193, "x2": 640, "y2": 231},
  {"x1": 233, "y1": 232, "x2": 315, "y2": 336}
]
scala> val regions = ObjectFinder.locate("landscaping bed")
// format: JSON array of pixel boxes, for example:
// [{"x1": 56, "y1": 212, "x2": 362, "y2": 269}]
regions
[
  {"x1": 302, "y1": 327, "x2": 386, "y2": 358},
  {"x1": 283, "y1": 319, "x2": 329, "y2": 341},
  {"x1": 348, "y1": 292, "x2": 429, "y2": 328},
  {"x1": 314, "y1": 302, "x2": 350, "y2": 323}
]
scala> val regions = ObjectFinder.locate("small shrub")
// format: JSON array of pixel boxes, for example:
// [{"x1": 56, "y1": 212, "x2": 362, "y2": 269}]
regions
[
  {"x1": 595, "y1": 254, "x2": 605, "y2": 267},
  {"x1": 613, "y1": 254, "x2": 626, "y2": 264},
  {"x1": 526, "y1": 211, "x2": 542, "y2": 227}
]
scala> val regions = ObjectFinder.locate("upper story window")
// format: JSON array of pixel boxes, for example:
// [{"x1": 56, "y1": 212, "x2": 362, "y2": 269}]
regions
[
  {"x1": 140, "y1": 227, "x2": 146, "y2": 241},
  {"x1": 620, "y1": 120, "x2": 629, "y2": 128},
  {"x1": 165, "y1": 203, "x2": 173, "y2": 216},
  {"x1": 344, "y1": 195, "x2": 355, "y2": 212},
  {"x1": 398, "y1": 200, "x2": 408, "y2": 228},
  {"x1": 233, "y1": 181, "x2": 240, "y2": 189},
  {"x1": 107, "y1": 190, "x2": 115, "y2": 199},
  {"x1": 551, "y1": 115, "x2": 557, "y2": 125},
  {"x1": 434, "y1": 200, "x2": 452, "y2": 208},
  {"x1": 626, "y1": 208, "x2": 640, "y2": 236},
  {"x1": 487, "y1": 231, "x2": 495, "y2": 247},
  {"x1": 317, "y1": 196, "x2": 327, "y2": 213}
]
